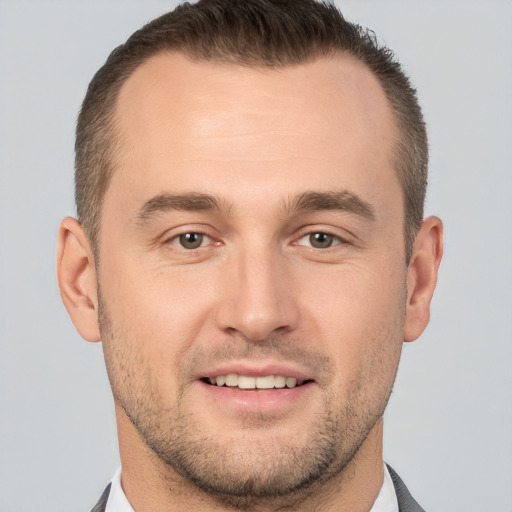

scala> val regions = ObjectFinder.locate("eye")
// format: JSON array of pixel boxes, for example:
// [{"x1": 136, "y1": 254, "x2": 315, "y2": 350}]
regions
[
  {"x1": 297, "y1": 232, "x2": 342, "y2": 249},
  {"x1": 171, "y1": 232, "x2": 210, "y2": 250}
]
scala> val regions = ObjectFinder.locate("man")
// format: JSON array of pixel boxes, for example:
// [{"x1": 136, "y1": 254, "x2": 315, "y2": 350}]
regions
[{"x1": 57, "y1": 0, "x2": 443, "y2": 510}]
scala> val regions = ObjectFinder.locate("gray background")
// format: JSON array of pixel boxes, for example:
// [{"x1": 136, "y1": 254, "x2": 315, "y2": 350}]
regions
[{"x1": 1, "y1": 1, "x2": 511, "y2": 511}]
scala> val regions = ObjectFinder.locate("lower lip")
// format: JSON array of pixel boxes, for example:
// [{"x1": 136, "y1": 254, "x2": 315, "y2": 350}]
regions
[{"x1": 197, "y1": 380, "x2": 315, "y2": 414}]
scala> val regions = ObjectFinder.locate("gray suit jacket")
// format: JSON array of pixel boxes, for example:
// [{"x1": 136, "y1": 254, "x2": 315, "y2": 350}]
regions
[{"x1": 91, "y1": 465, "x2": 425, "y2": 512}]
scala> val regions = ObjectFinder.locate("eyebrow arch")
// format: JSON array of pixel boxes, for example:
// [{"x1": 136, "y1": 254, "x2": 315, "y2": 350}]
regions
[
  {"x1": 289, "y1": 190, "x2": 376, "y2": 221},
  {"x1": 136, "y1": 193, "x2": 225, "y2": 222},
  {"x1": 135, "y1": 190, "x2": 375, "y2": 222}
]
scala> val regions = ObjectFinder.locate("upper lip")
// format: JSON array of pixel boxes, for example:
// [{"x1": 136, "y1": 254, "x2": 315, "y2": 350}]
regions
[{"x1": 197, "y1": 361, "x2": 315, "y2": 382}]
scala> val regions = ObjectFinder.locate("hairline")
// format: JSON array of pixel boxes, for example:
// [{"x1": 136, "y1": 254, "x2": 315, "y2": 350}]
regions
[{"x1": 91, "y1": 48, "x2": 417, "y2": 264}]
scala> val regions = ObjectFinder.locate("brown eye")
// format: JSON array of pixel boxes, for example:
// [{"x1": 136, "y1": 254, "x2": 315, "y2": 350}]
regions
[
  {"x1": 309, "y1": 233, "x2": 335, "y2": 248},
  {"x1": 178, "y1": 233, "x2": 205, "y2": 249}
]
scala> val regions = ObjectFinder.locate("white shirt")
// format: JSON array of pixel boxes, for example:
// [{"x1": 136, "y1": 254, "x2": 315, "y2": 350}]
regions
[
  {"x1": 105, "y1": 464, "x2": 398, "y2": 512},
  {"x1": 105, "y1": 467, "x2": 134, "y2": 512}
]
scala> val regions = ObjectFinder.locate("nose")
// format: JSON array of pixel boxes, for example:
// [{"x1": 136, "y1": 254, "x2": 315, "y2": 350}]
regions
[{"x1": 215, "y1": 245, "x2": 299, "y2": 341}]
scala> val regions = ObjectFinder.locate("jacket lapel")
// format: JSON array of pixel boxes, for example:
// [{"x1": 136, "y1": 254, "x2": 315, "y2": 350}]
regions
[
  {"x1": 90, "y1": 468, "x2": 425, "y2": 512},
  {"x1": 90, "y1": 482, "x2": 111, "y2": 512},
  {"x1": 386, "y1": 465, "x2": 425, "y2": 512}
]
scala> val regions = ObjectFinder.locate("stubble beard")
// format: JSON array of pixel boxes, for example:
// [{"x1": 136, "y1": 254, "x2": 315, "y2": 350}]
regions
[{"x1": 98, "y1": 293, "x2": 402, "y2": 509}]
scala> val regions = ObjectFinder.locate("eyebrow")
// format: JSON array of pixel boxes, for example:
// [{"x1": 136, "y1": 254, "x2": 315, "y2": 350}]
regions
[
  {"x1": 136, "y1": 193, "x2": 225, "y2": 221},
  {"x1": 288, "y1": 190, "x2": 376, "y2": 221},
  {"x1": 135, "y1": 189, "x2": 375, "y2": 222}
]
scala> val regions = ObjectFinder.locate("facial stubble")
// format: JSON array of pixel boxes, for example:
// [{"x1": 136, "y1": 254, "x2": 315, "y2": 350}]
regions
[{"x1": 98, "y1": 286, "x2": 405, "y2": 508}]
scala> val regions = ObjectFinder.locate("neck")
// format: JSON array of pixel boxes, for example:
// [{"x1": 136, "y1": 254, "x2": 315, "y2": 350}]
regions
[{"x1": 116, "y1": 403, "x2": 385, "y2": 512}]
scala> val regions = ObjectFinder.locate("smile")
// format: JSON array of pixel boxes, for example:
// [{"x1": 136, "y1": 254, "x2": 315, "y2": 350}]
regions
[{"x1": 203, "y1": 374, "x2": 311, "y2": 389}]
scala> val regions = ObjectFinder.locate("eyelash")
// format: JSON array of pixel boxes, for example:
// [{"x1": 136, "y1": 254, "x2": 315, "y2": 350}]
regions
[
  {"x1": 294, "y1": 231, "x2": 344, "y2": 249},
  {"x1": 165, "y1": 229, "x2": 346, "y2": 251},
  {"x1": 166, "y1": 232, "x2": 215, "y2": 250}
]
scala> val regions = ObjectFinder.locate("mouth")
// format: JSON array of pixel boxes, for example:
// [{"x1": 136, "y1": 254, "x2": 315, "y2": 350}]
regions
[
  {"x1": 201, "y1": 374, "x2": 314, "y2": 390},
  {"x1": 197, "y1": 366, "x2": 317, "y2": 414}
]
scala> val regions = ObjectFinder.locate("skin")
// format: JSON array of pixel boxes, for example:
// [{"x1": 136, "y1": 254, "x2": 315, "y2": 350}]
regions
[{"x1": 57, "y1": 53, "x2": 443, "y2": 512}]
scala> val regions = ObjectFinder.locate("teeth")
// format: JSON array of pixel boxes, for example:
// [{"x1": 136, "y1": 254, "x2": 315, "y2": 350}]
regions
[
  {"x1": 286, "y1": 377, "x2": 297, "y2": 388},
  {"x1": 225, "y1": 374, "x2": 238, "y2": 386},
  {"x1": 207, "y1": 374, "x2": 304, "y2": 389},
  {"x1": 256, "y1": 376, "x2": 275, "y2": 389},
  {"x1": 274, "y1": 375, "x2": 286, "y2": 388},
  {"x1": 238, "y1": 376, "x2": 256, "y2": 389}
]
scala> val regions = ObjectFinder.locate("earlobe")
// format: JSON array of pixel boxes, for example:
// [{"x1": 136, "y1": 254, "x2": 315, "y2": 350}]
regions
[
  {"x1": 404, "y1": 216, "x2": 444, "y2": 342},
  {"x1": 57, "y1": 217, "x2": 101, "y2": 342}
]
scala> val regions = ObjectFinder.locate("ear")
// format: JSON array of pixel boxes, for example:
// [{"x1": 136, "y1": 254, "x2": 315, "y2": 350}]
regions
[
  {"x1": 404, "y1": 216, "x2": 444, "y2": 342},
  {"x1": 57, "y1": 217, "x2": 101, "y2": 342}
]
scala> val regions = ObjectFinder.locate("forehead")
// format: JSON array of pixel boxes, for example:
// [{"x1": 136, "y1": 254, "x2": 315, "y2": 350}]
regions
[{"x1": 111, "y1": 52, "x2": 399, "y2": 213}]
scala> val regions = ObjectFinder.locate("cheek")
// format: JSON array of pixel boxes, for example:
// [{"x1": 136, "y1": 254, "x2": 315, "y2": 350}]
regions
[
  {"x1": 298, "y1": 261, "x2": 406, "y2": 377},
  {"x1": 97, "y1": 255, "x2": 218, "y2": 376}
]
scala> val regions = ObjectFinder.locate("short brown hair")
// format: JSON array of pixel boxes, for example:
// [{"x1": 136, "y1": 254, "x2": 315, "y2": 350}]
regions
[{"x1": 75, "y1": 0, "x2": 428, "y2": 262}]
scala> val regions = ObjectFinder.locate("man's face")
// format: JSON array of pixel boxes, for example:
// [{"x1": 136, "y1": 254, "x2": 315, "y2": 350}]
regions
[{"x1": 98, "y1": 53, "x2": 408, "y2": 500}]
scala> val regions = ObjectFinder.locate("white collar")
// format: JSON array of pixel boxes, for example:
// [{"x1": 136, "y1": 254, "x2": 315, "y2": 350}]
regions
[
  {"x1": 105, "y1": 467, "x2": 135, "y2": 512},
  {"x1": 370, "y1": 464, "x2": 399, "y2": 512},
  {"x1": 105, "y1": 463, "x2": 398, "y2": 512}
]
